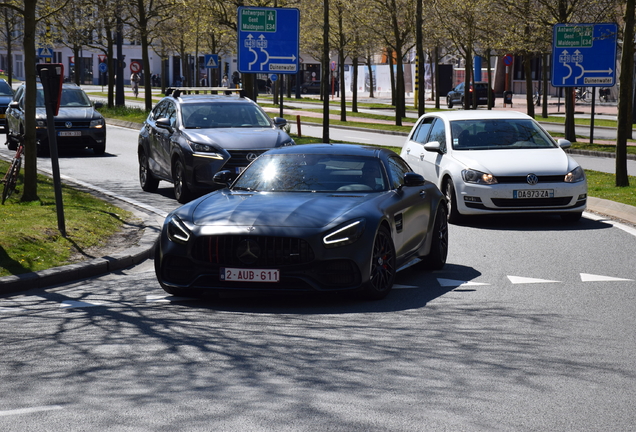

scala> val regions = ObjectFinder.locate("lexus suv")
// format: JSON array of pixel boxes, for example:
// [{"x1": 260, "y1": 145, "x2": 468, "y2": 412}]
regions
[
  {"x1": 138, "y1": 89, "x2": 295, "y2": 203},
  {"x1": 5, "y1": 83, "x2": 106, "y2": 155}
]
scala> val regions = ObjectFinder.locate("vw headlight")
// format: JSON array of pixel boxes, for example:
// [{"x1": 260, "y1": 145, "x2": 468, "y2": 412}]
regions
[
  {"x1": 462, "y1": 169, "x2": 498, "y2": 185},
  {"x1": 323, "y1": 219, "x2": 366, "y2": 248},
  {"x1": 166, "y1": 215, "x2": 191, "y2": 244},
  {"x1": 564, "y1": 166, "x2": 585, "y2": 183},
  {"x1": 90, "y1": 118, "x2": 104, "y2": 128}
]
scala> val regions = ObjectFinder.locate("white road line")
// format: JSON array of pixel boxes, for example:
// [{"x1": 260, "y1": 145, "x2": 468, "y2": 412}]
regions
[{"x1": 0, "y1": 405, "x2": 63, "y2": 417}]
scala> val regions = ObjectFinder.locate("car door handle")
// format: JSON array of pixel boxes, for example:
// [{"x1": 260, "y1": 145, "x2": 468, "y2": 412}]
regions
[
  {"x1": 404, "y1": 147, "x2": 410, "y2": 154},
  {"x1": 419, "y1": 153, "x2": 425, "y2": 160},
  {"x1": 419, "y1": 190, "x2": 426, "y2": 199}
]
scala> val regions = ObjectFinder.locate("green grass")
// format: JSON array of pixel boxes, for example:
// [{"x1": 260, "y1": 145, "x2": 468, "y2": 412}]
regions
[
  {"x1": 585, "y1": 170, "x2": 636, "y2": 207},
  {"x1": 0, "y1": 162, "x2": 133, "y2": 277}
]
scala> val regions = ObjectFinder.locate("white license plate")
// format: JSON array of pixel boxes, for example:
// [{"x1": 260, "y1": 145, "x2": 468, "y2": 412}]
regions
[
  {"x1": 513, "y1": 189, "x2": 554, "y2": 199},
  {"x1": 58, "y1": 131, "x2": 81, "y2": 137},
  {"x1": 221, "y1": 267, "x2": 280, "y2": 283}
]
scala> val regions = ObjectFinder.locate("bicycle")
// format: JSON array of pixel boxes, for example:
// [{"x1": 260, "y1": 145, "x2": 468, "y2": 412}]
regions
[
  {"x1": 1, "y1": 134, "x2": 25, "y2": 205},
  {"x1": 132, "y1": 81, "x2": 139, "y2": 98},
  {"x1": 575, "y1": 87, "x2": 590, "y2": 102}
]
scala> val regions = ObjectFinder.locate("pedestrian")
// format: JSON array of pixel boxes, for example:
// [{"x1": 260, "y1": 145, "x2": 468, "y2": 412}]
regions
[
  {"x1": 130, "y1": 72, "x2": 140, "y2": 97},
  {"x1": 232, "y1": 71, "x2": 241, "y2": 89},
  {"x1": 222, "y1": 75, "x2": 231, "y2": 95}
]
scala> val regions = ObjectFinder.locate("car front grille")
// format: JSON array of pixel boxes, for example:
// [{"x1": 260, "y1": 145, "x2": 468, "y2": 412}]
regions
[
  {"x1": 491, "y1": 197, "x2": 574, "y2": 207},
  {"x1": 192, "y1": 235, "x2": 315, "y2": 267},
  {"x1": 224, "y1": 149, "x2": 268, "y2": 171},
  {"x1": 54, "y1": 120, "x2": 92, "y2": 129},
  {"x1": 496, "y1": 175, "x2": 567, "y2": 184}
]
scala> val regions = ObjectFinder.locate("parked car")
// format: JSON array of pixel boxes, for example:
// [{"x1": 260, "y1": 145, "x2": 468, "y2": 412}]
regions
[
  {"x1": 5, "y1": 83, "x2": 106, "y2": 154},
  {"x1": 0, "y1": 79, "x2": 14, "y2": 132},
  {"x1": 154, "y1": 143, "x2": 448, "y2": 300},
  {"x1": 138, "y1": 90, "x2": 295, "y2": 203},
  {"x1": 401, "y1": 110, "x2": 587, "y2": 223},
  {"x1": 301, "y1": 80, "x2": 321, "y2": 94},
  {"x1": 447, "y1": 82, "x2": 495, "y2": 108}
]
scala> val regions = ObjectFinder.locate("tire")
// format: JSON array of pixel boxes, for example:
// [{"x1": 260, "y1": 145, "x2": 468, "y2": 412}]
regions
[
  {"x1": 444, "y1": 178, "x2": 462, "y2": 224},
  {"x1": 363, "y1": 225, "x2": 396, "y2": 300},
  {"x1": 173, "y1": 158, "x2": 192, "y2": 203},
  {"x1": 447, "y1": 97, "x2": 453, "y2": 109},
  {"x1": 421, "y1": 204, "x2": 449, "y2": 270},
  {"x1": 561, "y1": 212, "x2": 582, "y2": 223},
  {"x1": 139, "y1": 149, "x2": 160, "y2": 192},
  {"x1": 2, "y1": 157, "x2": 21, "y2": 204}
]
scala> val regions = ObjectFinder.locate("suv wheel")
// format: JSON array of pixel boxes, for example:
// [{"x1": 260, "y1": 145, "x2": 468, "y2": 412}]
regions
[
  {"x1": 173, "y1": 159, "x2": 192, "y2": 203},
  {"x1": 139, "y1": 149, "x2": 160, "y2": 192}
]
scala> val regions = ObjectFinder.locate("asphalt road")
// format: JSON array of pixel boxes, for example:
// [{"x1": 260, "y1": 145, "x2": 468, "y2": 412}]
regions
[{"x1": 1, "y1": 124, "x2": 636, "y2": 430}]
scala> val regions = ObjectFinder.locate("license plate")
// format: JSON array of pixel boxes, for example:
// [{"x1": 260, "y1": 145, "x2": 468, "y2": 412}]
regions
[
  {"x1": 58, "y1": 131, "x2": 81, "y2": 137},
  {"x1": 221, "y1": 267, "x2": 280, "y2": 282},
  {"x1": 514, "y1": 189, "x2": 554, "y2": 198}
]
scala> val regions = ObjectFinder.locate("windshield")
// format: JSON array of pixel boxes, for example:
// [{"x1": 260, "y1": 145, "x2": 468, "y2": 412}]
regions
[
  {"x1": 35, "y1": 88, "x2": 92, "y2": 108},
  {"x1": 233, "y1": 154, "x2": 388, "y2": 193},
  {"x1": 181, "y1": 102, "x2": 273, "y2": 129},
  {"x1": 451, "y1": 119, "x2": 556, "y2": 150}
]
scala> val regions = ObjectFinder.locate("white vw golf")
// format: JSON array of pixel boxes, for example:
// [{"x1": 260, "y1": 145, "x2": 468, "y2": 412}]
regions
[{"x1": 401, "y1": 110, "x2": 587, "y2": 223}]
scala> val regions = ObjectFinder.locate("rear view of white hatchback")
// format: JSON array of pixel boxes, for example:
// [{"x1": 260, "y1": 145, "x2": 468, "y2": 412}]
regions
[{"x1": 401, "y1": 110, "x2": 587, "y2": 223}]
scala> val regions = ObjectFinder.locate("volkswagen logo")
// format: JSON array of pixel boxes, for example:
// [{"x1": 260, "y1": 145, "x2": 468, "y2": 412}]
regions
[
  {"x1": 526, "y1": 173, "x2": 539, "y2": 185},
  {"x1": 246, "y1": 153, "x2": 258, "y2": 162},
  {"x1": 236, "y1": 239, "x2": 260, "y2": 265},
  {"x1": 65, "y1": 121, "x2": 73, "y2": 128}
]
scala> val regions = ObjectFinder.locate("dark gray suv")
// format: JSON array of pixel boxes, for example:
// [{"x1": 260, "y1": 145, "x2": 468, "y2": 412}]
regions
[
  {"x1": 5, "y1": 83, "x2": 106, "y2": 155},
  {"x1": 138, "y1": 90, "x2": 295, "y2": 203}
]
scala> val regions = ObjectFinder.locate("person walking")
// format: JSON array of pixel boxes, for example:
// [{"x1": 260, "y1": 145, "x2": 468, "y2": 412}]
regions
[{"x1": 130, "y1": 72, "x2": 140, "y2": 97}]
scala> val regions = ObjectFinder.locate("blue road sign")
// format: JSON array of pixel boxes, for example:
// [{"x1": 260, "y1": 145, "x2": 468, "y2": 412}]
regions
[
  {"x1": 204, "y1": 54, "x2": 219, "y2": 68},
  {"x1": 98, "y1": 62, "x2": 108, "y2": 73},
  {"x1": 551, "y1": 23, "x2": 618, "y2": 87},
  {"x1": 38, "y1": 47, "x2": 54, "y2": 58},
  {"x1": 237, "y1": 7, "x2": 299, "y2": 74}
]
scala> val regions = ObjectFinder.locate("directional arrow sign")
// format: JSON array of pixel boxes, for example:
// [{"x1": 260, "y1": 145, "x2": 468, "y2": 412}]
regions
[
  {"x1": 237, "y1": 7, "x2": 299, "y2": 74},
  {"x1": 551, "y1": 23, "x2": 618, "y2": 87}
]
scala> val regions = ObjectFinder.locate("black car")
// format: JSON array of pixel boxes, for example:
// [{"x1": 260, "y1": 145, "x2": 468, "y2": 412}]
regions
[
  {"x1": 0, "y1": 79, "x2": 14, "y2": 132},
  {"x1": 155, "y1": 143, "x2": 449, "y2": 300},
  {"x1": 447, "y1": 82, "x2": 495, "y2": 108},
  {"x1": 138, "y1": 90, "x2": 295, "y2": 203},
  {"x1": 301, "y1": 80, "x2": 321, "y2": 94},
  {"x1": 5, "y1": 83, "x2": 106, "y2": 154}
]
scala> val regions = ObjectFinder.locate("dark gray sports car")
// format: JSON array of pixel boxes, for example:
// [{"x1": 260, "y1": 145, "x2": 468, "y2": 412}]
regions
[{"x1": 155, "y1": 144, "x2": 449, "y2": 300}]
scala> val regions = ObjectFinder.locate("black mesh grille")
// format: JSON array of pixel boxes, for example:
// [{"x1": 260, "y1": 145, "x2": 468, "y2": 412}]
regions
[
  {"x1": 491, "y1": 197, "x2": 573, "y2": 207},
  {"x1": 193, "y1": 235, "x2": 315, "y2": 266},
  {"x1": 496, "y1": 175, "x2": 566, "y2": 184},
  {"x1": 224, "y1": 149, "x2": 268, "y2": 171},
  {"x1": 54, "y1": 120, "x2": 92, "y2": 129}
]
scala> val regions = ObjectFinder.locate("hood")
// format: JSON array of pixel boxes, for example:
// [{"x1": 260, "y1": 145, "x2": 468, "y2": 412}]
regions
[
  {"x1": 36, "y1": 106, "x2": 101, "y2": 120},
  {"x1": 183, "y1": 127, "x2": 288, "y2": 150},
  {"x1": 451, "y1": 148, "x2": 573, "y2": 176},
  {"x1": 191, "y1": 191, "x2": 367, "y2": 228}
]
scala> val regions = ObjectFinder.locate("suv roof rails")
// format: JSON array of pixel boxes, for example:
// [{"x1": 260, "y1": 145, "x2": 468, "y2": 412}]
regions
[{"x1": 167, "y1": 87, "x2": 245, "y2": 99}]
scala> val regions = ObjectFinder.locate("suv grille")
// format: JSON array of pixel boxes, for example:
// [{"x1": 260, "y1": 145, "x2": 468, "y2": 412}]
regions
[
  {"x1": 496, "y1": 175, "x2": 566, "y2": 184},
  {"x1": 54, "y1": 120, "x2": 92, "y2": 129},
  {"x1": 224, "y1": 149, "x2": 268, "y2": 171},
  {"x1": 192, "y1": 235, "x2": 315, "y2": 266}
]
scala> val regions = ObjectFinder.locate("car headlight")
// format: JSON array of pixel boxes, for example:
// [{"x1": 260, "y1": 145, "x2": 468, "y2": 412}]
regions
[
  {"x1": 564, "y1": 166, "x2": 585, "y2": 183},
  {"x1": 166, "y1": 214, "x2": 191, "y2": 244},
  {"x1": 282, "y1": 138, "x2": 296, "y2": 146},
  {"x1": 90, "y1": 118, "x2": 104, "y2": 128},
  {"x1": 188, "y1": 141, "x2": 224, "y2": 158},
  {"x1": 462, "y1": 169, "x2": 498, "y2": 185},
  {"x1": 36, "y1": 120, "x2": 46, "y2": 128},
  {"x1": 323, "y1": 219, "x2": 366, "y2": 248}
]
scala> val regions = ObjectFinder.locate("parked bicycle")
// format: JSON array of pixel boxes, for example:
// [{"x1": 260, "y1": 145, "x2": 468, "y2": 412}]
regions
[
  {"x1": 575, "y1": 87, "x2": 590, "y2": 102},
  {"x1": 1, "y1": 134, "x2": 25, "y2": 205},
  {"x1": 599, "y1": 87, "x2": 611, "y2": 103}
]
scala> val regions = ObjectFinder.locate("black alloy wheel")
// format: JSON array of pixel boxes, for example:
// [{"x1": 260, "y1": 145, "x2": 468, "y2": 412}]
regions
[
  {"x1": 173, "y1": 159, "x2": 192, "y2": 203},
  {"x1": 421, "y1": 204, "x2": 449, "y2": 269},
  {"x1": 364, "y1": 225, "x2": 396, "y2": 300},
  {"x1": 139, "y1": 149, "x2": 160, "y2": 192}
]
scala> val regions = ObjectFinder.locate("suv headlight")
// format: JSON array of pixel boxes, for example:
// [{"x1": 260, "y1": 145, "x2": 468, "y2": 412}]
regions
[
  {"x1": 36, "y1": 120, "x2": 46, "y2": 128},
  {"x1": 564, "y1": 166, "x2": 585, "y2": 183},
  {"x1": 323, "y1": 219, "x2": 366, "y2": 248},
  {"x1": 282, "y1": 138, "x2": 296, "y2": 146},
  {"x1": 90, "y1": 118, "x2": 105, "y2": 128},
  {"x1": 188, "y1": 140, "x2": 224, "y2": 158},
  {"x1": 462, "y1": 169, "x2": 498, "y2": 185}
]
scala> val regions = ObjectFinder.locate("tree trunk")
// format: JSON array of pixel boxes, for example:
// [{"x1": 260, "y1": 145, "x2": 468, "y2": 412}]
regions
[
  {"x1": 21, "y1": 0, "x2": 39, "y2": 202},
  {"x1": 616, "y1": 0, "x2": 634, "y2": 187},
  {"x1": 524, "y1": 53, "x2": 534, "y2": 118},
  {"x1": 322, "y1": 0, "x2": 330, "y2": 143}
]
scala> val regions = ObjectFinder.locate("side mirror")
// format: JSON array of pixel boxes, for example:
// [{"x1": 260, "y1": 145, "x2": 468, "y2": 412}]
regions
[
  {"x1": 557, "y1": 138, "x2": 571, "y2": 149},
  {"x1": 94, "y1": 101, "x2": 103, "y2": 109},
  {"x1": 213, "y1": 170, "x2": 235, "y2": 187},
  {"x1": 155, "y1": 117, "x2": 172, "y2": 130},
  {"x1": 403, "y1": 172, "x2": 425, "y2": 187},
  {"x1": 273, "y1": 117, "x2": 287, "y2": 128},
  {"x1": 423, "y1": 141, "x2": 442, "y2": 153}
]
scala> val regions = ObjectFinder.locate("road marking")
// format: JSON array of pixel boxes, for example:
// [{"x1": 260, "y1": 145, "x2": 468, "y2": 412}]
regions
[
  {"x1": 393, "y1": 284, "x2": 418, "y2": 289},
  {"x1": 146, "y1": 294, "x2": 192, "y2": 303},
  {"x1": 508, "y1": 276, "x2": 560, "y2": 284},
  {"x1": 60, "y1": 300, "x2": 103, "y2": 309},
  {"x1": 437, "y1": 278, "x2": 490, "y2": 287},
  {"x1": 581, "y1": 273, "x2": 634, "y2": 282},
  {"x1": 0, "y1": 405, "x2": 63, "y2": 417}
]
